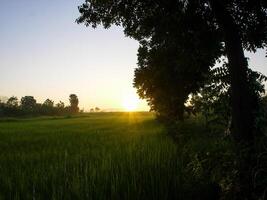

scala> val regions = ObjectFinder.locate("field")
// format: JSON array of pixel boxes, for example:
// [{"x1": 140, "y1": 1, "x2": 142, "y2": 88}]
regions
[{"x1": 0, "y1": 112, "x2": 229, "y2": 200}]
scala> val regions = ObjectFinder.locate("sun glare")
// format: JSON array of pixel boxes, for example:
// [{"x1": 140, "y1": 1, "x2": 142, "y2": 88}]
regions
[{"x1": 122, "y1": 93, "x2": 139, "y2": 111}]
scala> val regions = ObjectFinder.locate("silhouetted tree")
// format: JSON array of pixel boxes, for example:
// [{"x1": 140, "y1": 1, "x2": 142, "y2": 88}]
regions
[
  {"x1": 56, "y1": 101, "x2": 65, "y2": 109},
  {"x1": 6, "y1": 96, "x2": 18, "y2": 108},
  {"x1": 54, "y1": 101, "x2": 65, "y2": 115},
  {"x1": 90, "y1": 108, "x2": 94, "y2": 112},
  {"x1": 43, "y1": 99, "x2": 54, "y2": 107},
  {"x1": 134, "y1": 38, "x2": 220, "y2": 121},
  {"x1": 4, "y1": 96, "x2": 20, "y2": 116},
  {"x1": 77, "y1": 0, "x2": 267, "y2": 198},
  {"x1": 77, "y1": 0, "x2": 266, "y2": 136},
  {"x1": 41, "y1": 99, "x2": 55, "y2": 115},
  {"x1": 95, "y1": 107, "x2": 100, "y2": 112},
  {"x1": 69, "y1": 94, "x2": 79, "y2": 113},
  {"x1": 21, "y1": 96, "x2": 37, "y2": 114}
]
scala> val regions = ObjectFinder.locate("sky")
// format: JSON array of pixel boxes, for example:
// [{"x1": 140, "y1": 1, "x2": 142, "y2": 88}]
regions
[{"x1": 0, "y1": 0, "x2": 266, "y2": 111}]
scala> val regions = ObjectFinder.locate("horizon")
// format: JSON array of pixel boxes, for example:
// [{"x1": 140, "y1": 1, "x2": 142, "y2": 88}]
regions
[{"x1": 0, "y1": 0, "x2": 266, "y2": 112}]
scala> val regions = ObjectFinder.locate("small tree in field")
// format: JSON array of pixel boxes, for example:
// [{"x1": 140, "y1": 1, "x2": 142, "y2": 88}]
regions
[{"x1": 69, "y1": 94, "x2": 79, "y2": 114}]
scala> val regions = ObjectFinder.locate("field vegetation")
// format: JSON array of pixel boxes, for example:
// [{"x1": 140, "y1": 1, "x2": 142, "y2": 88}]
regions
[{"x1": 0, "y1": 112, "x2": 231, "y2": 200}]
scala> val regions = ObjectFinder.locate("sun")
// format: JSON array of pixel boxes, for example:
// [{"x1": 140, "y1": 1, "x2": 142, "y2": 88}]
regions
[{"x1": 122, "y1": 93, "x2": 139, "y2": 111}]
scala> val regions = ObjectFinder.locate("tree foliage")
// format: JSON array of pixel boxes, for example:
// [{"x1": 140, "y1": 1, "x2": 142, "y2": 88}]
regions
[
  {"x1": 43, "y1": 99, "x2": 54, "y2": 108},
  {"x1": 69, "y1": 94, "x2": 79, "y2": 114},
  {"x1": 77, "y1": 0, "x2": 266, "y2": 44},
  {"x1": 191, "y1": 62, "x2": 267, "y2": 134},
  {"x1": 134, "y1": 35, "x2": 221, "y2": 121},
  {"x1": 77, "y1": 0, "x2": 266, "y2": 123},
  {"x1": 6, "y1": 96, "x2": 19, "y2": 108},
  {"x1": 21, "y1": 96, "x2": 37, "y2": 113}
]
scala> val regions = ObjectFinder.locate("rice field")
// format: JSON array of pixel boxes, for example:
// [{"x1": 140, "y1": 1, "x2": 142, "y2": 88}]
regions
[{"x1": 0, "y1": 112, "x2": 226, "y2": 200}]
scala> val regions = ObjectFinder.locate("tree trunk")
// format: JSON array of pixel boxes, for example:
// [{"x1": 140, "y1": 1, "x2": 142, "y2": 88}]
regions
[
  {"x1": 224, "y1": 23, "x2": 254, "y2": 200},
  {"x1": 209, "y1": 1, "x2": 255, "y2": 199}
]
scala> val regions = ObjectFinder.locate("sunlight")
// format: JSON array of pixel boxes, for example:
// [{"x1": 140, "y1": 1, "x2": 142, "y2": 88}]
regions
[{"x1": 122, "y1": 93, "x2": 139, "y2": 111}]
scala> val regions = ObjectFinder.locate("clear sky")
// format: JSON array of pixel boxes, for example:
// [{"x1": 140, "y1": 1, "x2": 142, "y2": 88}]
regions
[{"x1": 0, "y1": 0, "x2": 266, "y2": 111}]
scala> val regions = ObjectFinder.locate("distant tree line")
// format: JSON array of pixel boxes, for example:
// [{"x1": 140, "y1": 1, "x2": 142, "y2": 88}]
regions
[
  {"x1": 0, "y1": 94, "x2": 80, "y2": 117},
  {"x1": 90, "y1": 107, "x2": 101, "y2": 112}
]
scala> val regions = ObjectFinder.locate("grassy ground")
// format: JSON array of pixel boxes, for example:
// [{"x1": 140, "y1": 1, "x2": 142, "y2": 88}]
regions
[{"x1": 0, "y1": 112, "x2": 231, "y2": 200}]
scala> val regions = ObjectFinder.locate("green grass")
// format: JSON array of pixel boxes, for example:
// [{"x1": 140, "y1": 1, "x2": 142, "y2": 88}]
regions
[{"x1": 0, "y1": 112, "x2": 231, "y2": 200}]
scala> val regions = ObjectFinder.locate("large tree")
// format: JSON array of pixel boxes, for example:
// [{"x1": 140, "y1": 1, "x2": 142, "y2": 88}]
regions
[
  {"x1": 77, "y1": 0, "x2": 266, "y2": 136},
  {"x1": 77, "y1": 0, "x2": 267, "y2": 198}
]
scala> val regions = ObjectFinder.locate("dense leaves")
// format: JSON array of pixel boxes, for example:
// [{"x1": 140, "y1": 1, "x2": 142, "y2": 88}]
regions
[
  {"x1": 191, "y1": 62, "x2": 267, "y2": 134},
  {"x1": 77, "y1": 0, "x2": 267, "y2": 49},
  {"x1": 133, "y1": 22, "x2": 222, "y2": 120}
]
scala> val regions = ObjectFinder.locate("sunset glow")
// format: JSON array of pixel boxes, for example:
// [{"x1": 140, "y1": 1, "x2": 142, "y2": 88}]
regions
[
  {"x1": 0, "y1": 1, "x2": 265, "y2": 112},
  {"x1": 122, "y1": 93, "x2": 139, "y2": 111}
]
